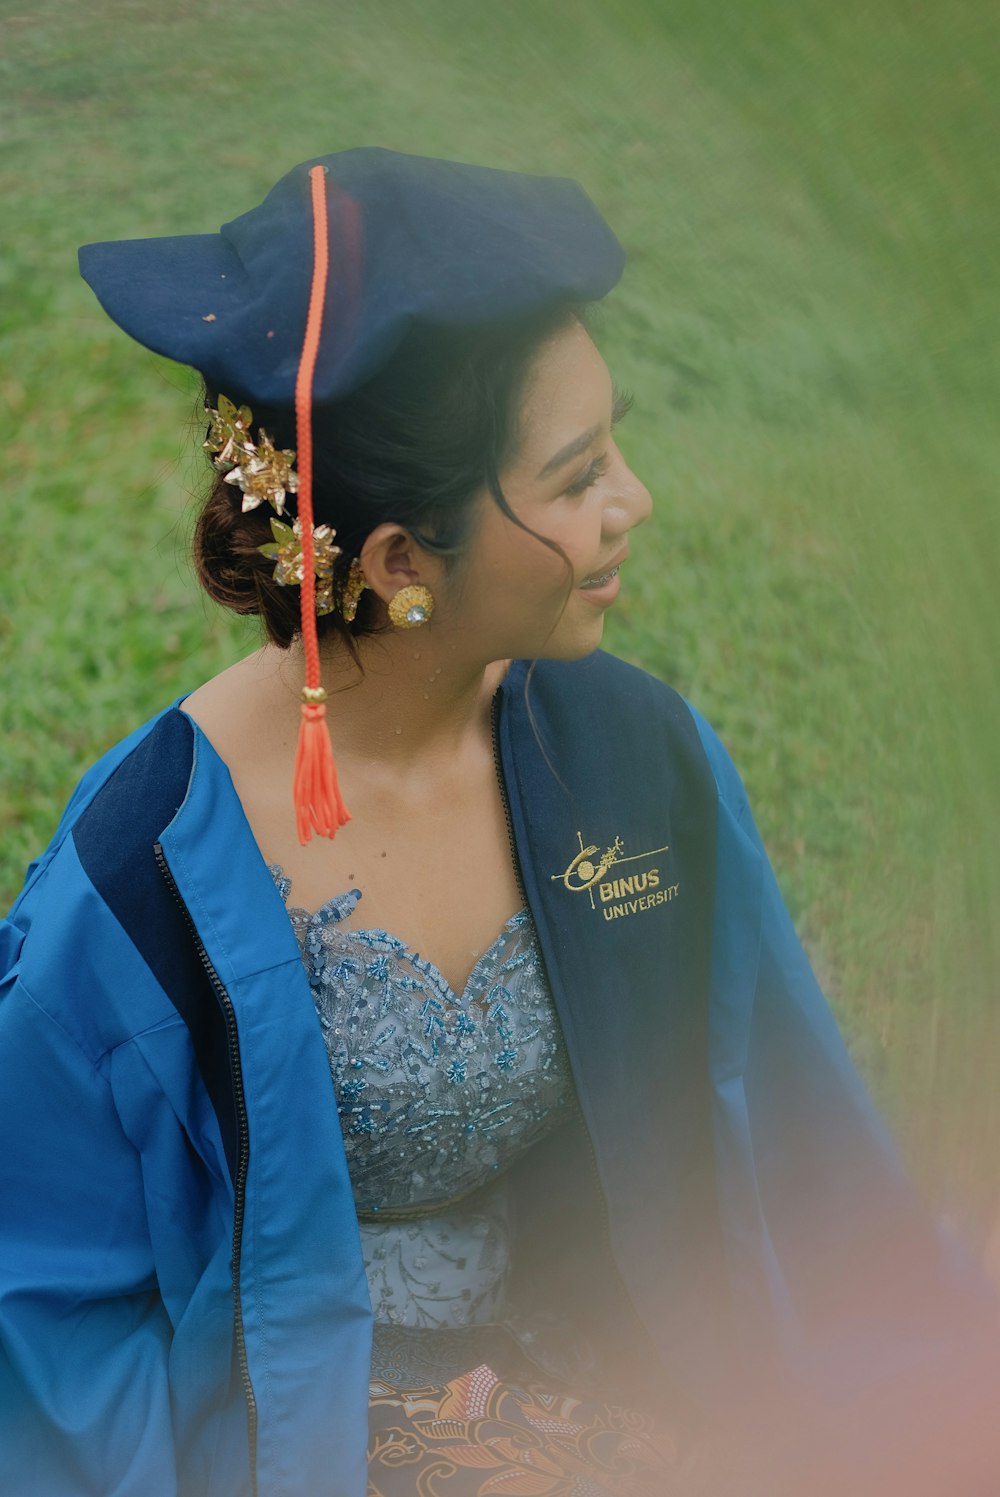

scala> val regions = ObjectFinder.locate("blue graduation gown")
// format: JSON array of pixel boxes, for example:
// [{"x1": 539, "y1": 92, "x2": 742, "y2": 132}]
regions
[{"x1": 1, "y1": 649, "x2": 997, "y2": 1495}]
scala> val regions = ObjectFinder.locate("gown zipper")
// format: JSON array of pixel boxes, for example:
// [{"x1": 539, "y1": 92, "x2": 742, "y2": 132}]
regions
[
  {"x1": 488, "y1": 686, "x2": 666, "y2": 1404},
  {"x1": 154, "y1": 844, "x2": 259, "y2": 1495}
]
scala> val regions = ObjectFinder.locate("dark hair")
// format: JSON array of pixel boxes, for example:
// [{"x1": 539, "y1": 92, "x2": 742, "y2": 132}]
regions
[{"x1": 194, "y1": 300, "x2": 592, "y2": 652}]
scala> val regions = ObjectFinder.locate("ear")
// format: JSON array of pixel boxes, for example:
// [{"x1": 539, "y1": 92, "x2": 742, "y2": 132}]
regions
[{"x1": 359, "y1": 523, "x2": 432, "y2": 606}]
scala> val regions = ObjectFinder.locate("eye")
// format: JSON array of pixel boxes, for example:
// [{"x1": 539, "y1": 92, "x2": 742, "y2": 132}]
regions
[
  {"x1": 562, "y1": 386, "x2": 633, "y2": 495},
  {"x1": 611, "y1": 386, "x2": 634, "y2": 427},
  {"x1": 565, "y1": 453, "x2": 610, "y2": 495}
]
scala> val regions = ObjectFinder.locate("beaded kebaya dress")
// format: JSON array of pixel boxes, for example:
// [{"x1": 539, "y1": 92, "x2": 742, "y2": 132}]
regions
[{"x1": 269, "y1": 866, "x2": 701, "y2": 1496}]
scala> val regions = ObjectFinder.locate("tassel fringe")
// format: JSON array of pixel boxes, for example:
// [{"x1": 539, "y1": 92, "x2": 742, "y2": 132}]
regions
[{"x1": 293, "y1": 701, "x2": 350, "y2": 845}]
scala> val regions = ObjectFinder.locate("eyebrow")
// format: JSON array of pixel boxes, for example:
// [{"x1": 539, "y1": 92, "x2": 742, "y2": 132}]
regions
[{"x1": 535, "y1": 382, "x2": 634, "y2": 480}]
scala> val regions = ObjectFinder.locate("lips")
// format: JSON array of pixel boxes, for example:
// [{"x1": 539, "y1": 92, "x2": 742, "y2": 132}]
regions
[
  {"x1": 579, "y1": 565, "x2": 620, "y2": 590},
  {"x1": 580, "y1": 547, "x2": 628, "y2": 587}
]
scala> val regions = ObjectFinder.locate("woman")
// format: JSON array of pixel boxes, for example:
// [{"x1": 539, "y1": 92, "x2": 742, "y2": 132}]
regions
[{"x1": 1, "y1": 148, "x2": 997, "y2": 1497}]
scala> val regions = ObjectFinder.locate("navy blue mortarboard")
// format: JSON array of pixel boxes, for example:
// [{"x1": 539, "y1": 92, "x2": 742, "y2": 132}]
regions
[
  {"x1": 78, "y1": 148, "x2": 626, "y2": 845},
  {"x1": 78, "y1": 146, "x2": 625, "y2": 408}
]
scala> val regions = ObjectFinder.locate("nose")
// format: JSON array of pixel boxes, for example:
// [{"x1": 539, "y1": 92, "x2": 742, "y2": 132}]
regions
[{"x1": 603, "y1": 449, "x2": 653, "y2": 534}]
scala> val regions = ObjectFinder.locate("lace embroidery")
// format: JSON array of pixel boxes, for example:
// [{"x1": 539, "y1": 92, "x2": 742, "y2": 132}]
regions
[{"x1": 269, "y1": 863, "x2": 574, "y2": 1329}]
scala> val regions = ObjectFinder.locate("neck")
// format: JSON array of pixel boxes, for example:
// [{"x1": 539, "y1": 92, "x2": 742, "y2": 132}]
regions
[{"x1": 262, "y1": 629, "x2": 513, "y2": 773}]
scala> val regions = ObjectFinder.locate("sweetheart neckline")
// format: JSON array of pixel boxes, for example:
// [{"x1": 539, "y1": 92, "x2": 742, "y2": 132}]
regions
[{"x1": 267, "y1": 862, "x2": 529, "y2": 1007}]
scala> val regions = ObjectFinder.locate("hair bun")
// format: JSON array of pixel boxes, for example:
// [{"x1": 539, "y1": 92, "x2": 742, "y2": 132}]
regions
[{"x1": 194, "y1": 472, "x2": 304, "y2": 647}]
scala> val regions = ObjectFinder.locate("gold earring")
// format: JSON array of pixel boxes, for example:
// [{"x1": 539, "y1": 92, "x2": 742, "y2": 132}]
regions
[
  {"x1": 387, "y1": 584, "x2": 435, "y2": 628},
  {"x1": 340, "y1": 558, "x2": 367, "y2": 622}
]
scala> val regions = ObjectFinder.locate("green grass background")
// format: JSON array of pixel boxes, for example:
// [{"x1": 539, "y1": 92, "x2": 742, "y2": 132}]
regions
[{"x1": 2, "y1": 0, "x2": 998, "y2": 1230}]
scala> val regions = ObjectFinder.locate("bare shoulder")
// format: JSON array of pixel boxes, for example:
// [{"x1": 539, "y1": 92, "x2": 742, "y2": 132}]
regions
[{"x1": 181, "y1": 647, "x2": 294, "y2": 762}]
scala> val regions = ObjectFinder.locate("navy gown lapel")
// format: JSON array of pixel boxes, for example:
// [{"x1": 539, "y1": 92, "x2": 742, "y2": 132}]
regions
[{"x1": 496, "y1": 652, "x2": 730, "y2": 1382}]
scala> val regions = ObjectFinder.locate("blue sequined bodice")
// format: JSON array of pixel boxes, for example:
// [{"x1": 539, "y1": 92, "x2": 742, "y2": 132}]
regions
[{"x1": 270, "y1": 865, "x2": 574, "y2": 1331}]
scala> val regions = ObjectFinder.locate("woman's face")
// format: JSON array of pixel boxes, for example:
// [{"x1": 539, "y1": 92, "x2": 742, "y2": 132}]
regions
[{"x1": 438, "y1": 318, "x2": 654, "y2": 664}]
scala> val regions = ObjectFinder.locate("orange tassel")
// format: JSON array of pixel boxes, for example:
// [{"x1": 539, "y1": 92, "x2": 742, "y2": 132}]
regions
[
  {"x1": 291, "y1": 163, "x2": 352, "y2": 843},
  {"x1": 293, "y1": 700, "x2": 350, "y2": 845}
]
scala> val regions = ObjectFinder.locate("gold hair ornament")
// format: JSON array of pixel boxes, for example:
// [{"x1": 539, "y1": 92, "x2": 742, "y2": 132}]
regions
[
  {"x1": 340, "y1": 557, "x2": 367, "y2": 623},
  {"x1": 205, "y1": 394, "x2": 299, "y2": 516},
  {"x1": 258, "y1": 517, "x2": 341, "y2": 616},
  {"x1": 205, "y1": 393, "x2": 344, "y2": 616}
]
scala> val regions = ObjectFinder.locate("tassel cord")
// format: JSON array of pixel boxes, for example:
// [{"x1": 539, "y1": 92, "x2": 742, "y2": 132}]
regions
[{"x1": 291, "y1": 164, "x2": 350, "y2": 842}]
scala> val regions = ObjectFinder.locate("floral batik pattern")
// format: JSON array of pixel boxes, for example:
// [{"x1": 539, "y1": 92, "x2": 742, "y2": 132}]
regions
[{"x1": 368, "y1": 1359, "x2": 713, "y2": 1496}]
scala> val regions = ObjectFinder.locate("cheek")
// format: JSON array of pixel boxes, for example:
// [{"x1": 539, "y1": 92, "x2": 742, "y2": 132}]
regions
[
  {"x1": 483, "y1": 520, "x2": 568, "y2": 593},
  {"x1": 464, "y1": 499, "x2": 595, "y2": 620},
  {"x1": 510, "y1": 541, "x2": 580, "y2": 610}
]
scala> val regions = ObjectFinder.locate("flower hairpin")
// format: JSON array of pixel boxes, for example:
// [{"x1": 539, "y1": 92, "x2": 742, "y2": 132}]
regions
[
  {"x1": 204, "y1": 394, "x2": 299, "y2": 515},
  {"x1": 205, "y1": 394, "x2": 348, "y2": 614},
  {"x1": 258, "y1": 517, "x2": 341, "y2": 616}
]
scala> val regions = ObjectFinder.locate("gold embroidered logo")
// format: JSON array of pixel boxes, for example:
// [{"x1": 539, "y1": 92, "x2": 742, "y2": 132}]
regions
[{"x1": 550, "y1": 832, "x2": 679, "y2": 921}]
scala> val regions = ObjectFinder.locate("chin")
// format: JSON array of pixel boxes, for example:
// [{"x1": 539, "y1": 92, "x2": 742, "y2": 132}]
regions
[{"x1": 530, "y1": 619, "x2": 606, "y2": 663}]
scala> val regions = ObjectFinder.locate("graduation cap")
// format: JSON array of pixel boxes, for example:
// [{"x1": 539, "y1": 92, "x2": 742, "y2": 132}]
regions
[{"x1": 79, "y1": 146, "x2": 626, "y2": 842}]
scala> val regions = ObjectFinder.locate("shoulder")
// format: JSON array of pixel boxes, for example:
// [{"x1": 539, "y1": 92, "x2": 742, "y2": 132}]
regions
[
  {"x1": 3, "y1": 705, "x2": 204, "y2": 1058},
  {"x1": 70, "y1": 708, "x2": 197, "y2": 892},
  {"x1": 7, "y1": 702, "x2": 196, "y2": 926},
  {"x1": 514, "y1": 651, "x2": 750, "y2": 817},
  {"x1": 510, "y1": 651, "x2": 699, "y2": 758}
]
